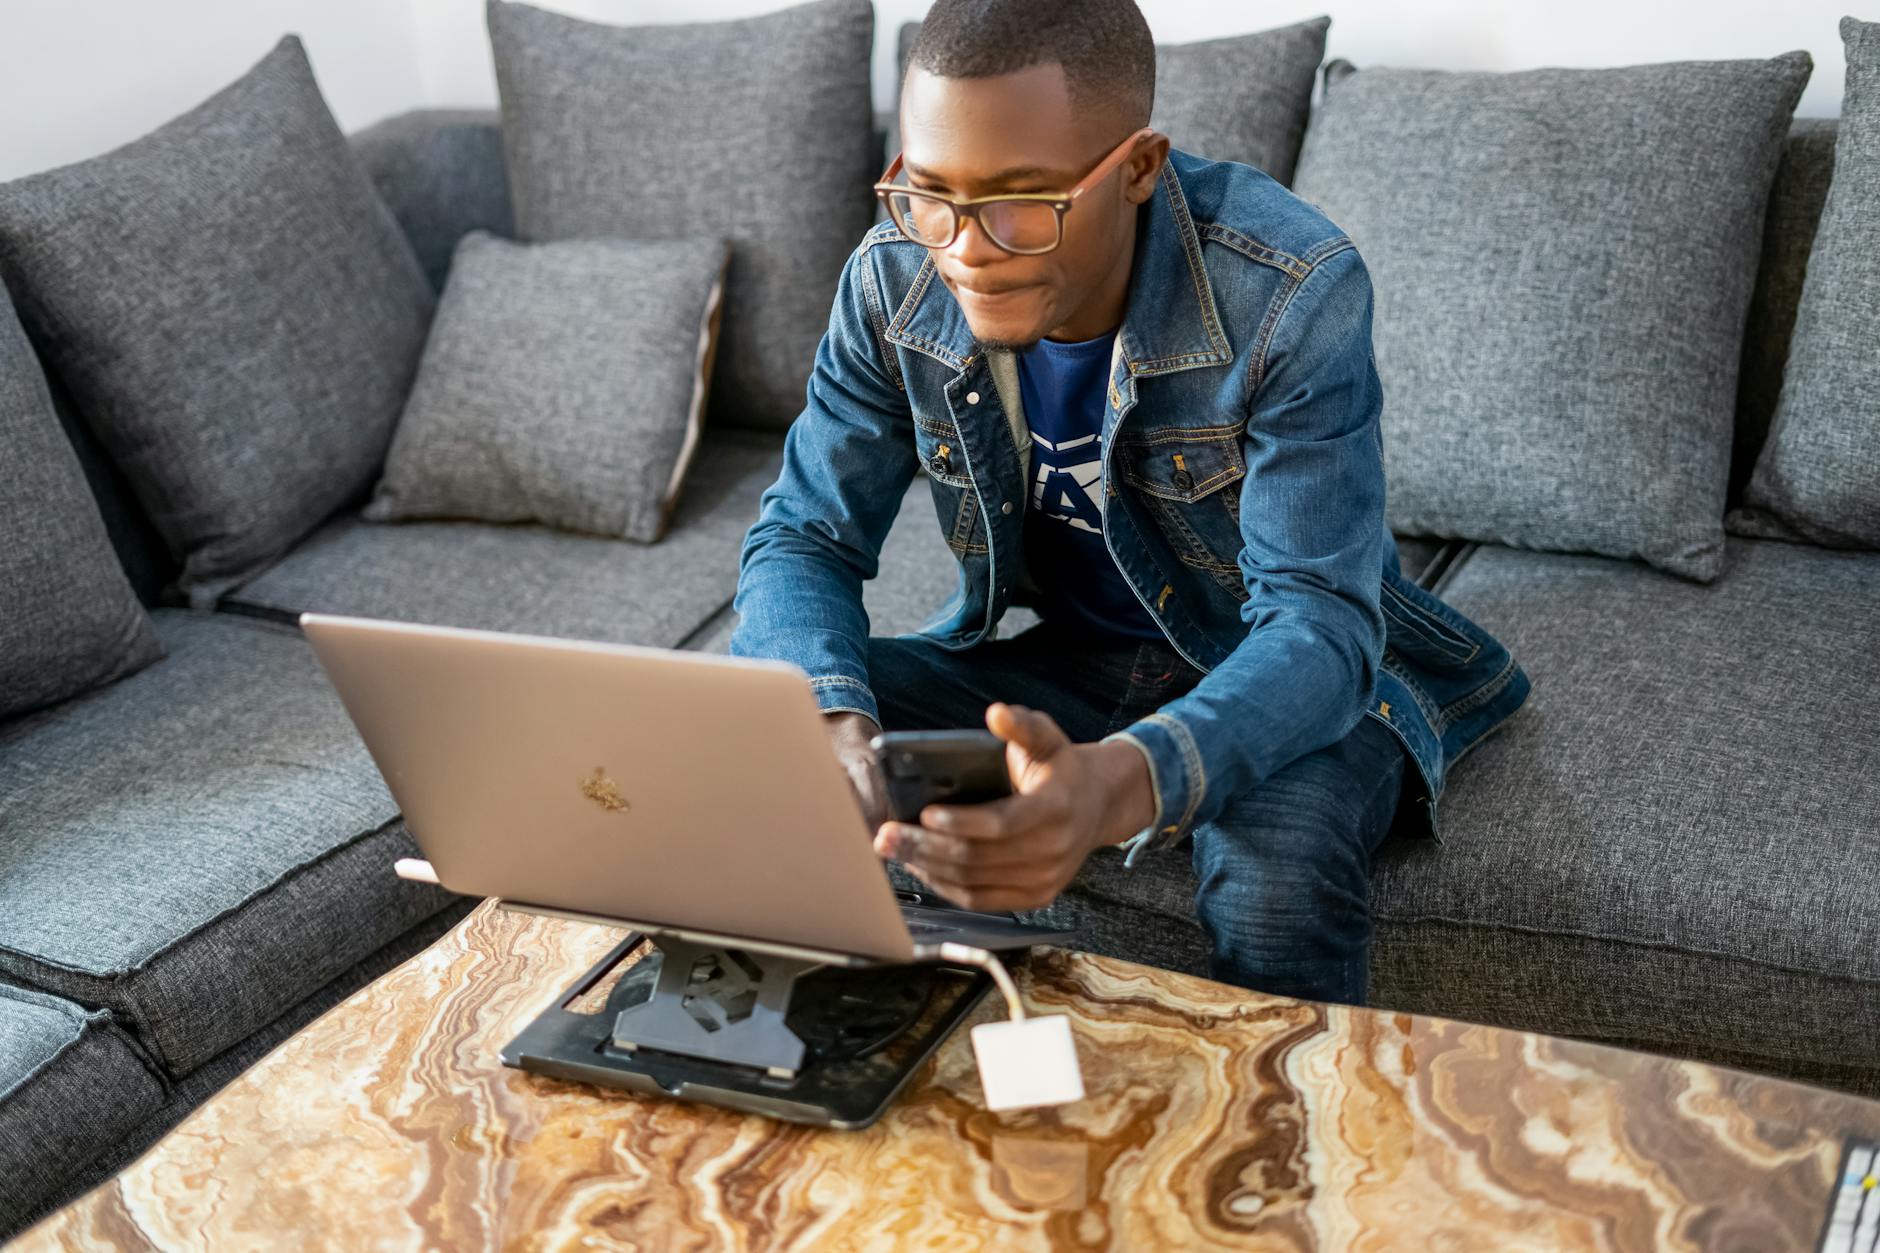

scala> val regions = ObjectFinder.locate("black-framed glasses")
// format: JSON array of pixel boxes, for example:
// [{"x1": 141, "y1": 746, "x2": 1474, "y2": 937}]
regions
[{"x1": 873, "y1": 127, "x2": 1157, "y2": 256}]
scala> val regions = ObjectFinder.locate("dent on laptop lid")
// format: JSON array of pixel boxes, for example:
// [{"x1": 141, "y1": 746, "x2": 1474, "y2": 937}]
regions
[{"x1": 298, "y1": 612, "x2": 919, "y2": 963}]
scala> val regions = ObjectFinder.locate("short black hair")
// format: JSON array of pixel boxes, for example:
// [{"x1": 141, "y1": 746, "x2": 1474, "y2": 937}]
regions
[{"x1": 907, "y1": 0, "x2": 1155, "y2": 129}]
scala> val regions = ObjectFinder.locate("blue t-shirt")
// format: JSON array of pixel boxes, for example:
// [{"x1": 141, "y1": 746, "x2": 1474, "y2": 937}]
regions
[{"x1": 1017, "y1": 330, "x2": 1165, "y2": 641}]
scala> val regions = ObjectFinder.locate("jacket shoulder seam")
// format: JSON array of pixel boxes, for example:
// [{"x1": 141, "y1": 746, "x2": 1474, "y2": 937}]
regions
[
  {"x1": 1247, "y1": 236, "x2": 1358, "y2": 395},
  {"x1": 854, "y1": 236, "x2": 907, "y2": 392}
]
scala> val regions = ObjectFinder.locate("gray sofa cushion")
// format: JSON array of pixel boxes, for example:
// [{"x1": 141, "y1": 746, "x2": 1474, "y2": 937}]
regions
[
  {"x1": 1732, "y1": 119, "x2": 1839, "y2": 505},
  {"x1": 1291, "y1": 53, "x2": 1812, "y2": 582},
  {"x1": 1732, "y1": 19, "x2": 1880, "y2": 549},
  {"x1": 0, "y1": 611, "x2": 455, "y2": 1078},
  {"x1": 0, "y1": 284, "x2": 163, "y2": 719},
  {"x1": 0, "y1": 36, "x2": 435, "y2": 610},
  {"x1": 1150, "y1": 17, "x2": 1329, "y2": 185},
  {"x1": 0, "y1": 983, "x2": 165, "y2": 1239},
  {"x1": 227, "y1": 432, "x2": 781, "y2": 647},
  {"x1": 888, "y1": 17, "x2": 1329, "y2": 184},
  {"x1": 488, "y1": 0, "x2": 877, "y2": 434},
  {"x1": 365, "y1": 231, "x2": 727, "y2": 543},
  {"x1": 1017, "y1": 538, "x2": 1880, "y2": 1092},
  {"x1": 1371, "y1": 539, "x2": 1880, "y2": 1077},
  {"x1": 349, "y1": 109, "x2": 515, "y2": 292}
]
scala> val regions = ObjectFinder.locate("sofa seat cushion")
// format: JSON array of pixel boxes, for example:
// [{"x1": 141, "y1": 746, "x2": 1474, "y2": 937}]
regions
[
  {"x1": 223, "y1": 431, "x2": 782, "y2": 647},
  {"x1": 0, "y1": 612, "x2": 454, "y2": 1078},
  {"x1": 1370, "y1": 539, "x2": 1880, "y2": 1074},
  {"x1": 0, "y1": 982, "x2": 164, "y2": 1238}
]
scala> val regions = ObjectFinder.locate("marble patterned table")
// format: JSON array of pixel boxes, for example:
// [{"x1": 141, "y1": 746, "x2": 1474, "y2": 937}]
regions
[{"x1": 17, "y1": 898, "x2": 1880, "y2": 1251}]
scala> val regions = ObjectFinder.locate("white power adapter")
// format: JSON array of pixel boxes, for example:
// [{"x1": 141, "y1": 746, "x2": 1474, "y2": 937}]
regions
[
  {"x1": 970, "y1": 1014, "x2": 1085, "y2": 1111},
  {"x1": 915, "y1": 942, "x2": 1086, "y2": 1112}
]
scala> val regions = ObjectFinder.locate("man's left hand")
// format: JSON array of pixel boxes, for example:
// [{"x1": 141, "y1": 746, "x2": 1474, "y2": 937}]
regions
[{"x1": 872, "y1": 702, "x2": 1158, "y2": 912}]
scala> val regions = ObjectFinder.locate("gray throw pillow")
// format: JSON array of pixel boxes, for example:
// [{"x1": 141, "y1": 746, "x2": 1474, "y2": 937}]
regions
[
  {"x1": 488, "y1": 0, "x2": 876, "y2": 434},
  {"x1": 1151, "y1": 17, "x2": 1330, "y2": 185},
  {"x1": 890, "y1": 17, "x2": 1330, "y2": 185},
  {"x1": 364, "y1": 232, "x2": 728, "y2": 543},
  {"x1": 1, "y1": 285, "x2": 163, "y2": 719},
  {"x1": 1291, "y1": 53, "x2": 1812, "y2": 582},
  {"x1": 1731, "y1": 18, "x2": 1880, "y2": 550},
  {"x1": 0, "y1": 36, "x2": 435, "y2": 610}
]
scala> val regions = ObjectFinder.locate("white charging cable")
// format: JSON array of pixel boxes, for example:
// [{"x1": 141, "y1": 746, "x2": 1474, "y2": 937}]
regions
[{"x1": 912, "y1": 941, "x2": 1026, "y2": 1020}]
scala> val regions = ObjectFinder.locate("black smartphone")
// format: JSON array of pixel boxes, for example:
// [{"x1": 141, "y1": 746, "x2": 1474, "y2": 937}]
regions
[{"x1": 869, "y1": 729, "x2": 1013, "y2": 823}]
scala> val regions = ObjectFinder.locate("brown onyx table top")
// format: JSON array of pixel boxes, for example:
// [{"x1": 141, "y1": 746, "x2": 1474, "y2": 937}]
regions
[{"x1": 18, "y1": 898, "x2": 1880, "y2": 1251}]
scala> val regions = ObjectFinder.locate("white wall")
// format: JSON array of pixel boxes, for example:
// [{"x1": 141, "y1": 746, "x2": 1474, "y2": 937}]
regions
[
  {"x1": 0, "y1": 0, "x2": 425, "y2": 182},
  {"x1": 409, "y1": 0, "x2": 1856, "y2": 119},
  {"x1": 0, "y1": 0, "x2": 1857, "y2": 183}
]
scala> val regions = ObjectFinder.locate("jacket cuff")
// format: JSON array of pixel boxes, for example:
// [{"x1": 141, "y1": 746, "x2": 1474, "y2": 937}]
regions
[
  {"x1": 1104, "y1": 711, "x2": 1207, "y2": 866},
  {"x1": 807, "y1": 675, "x2": 879, "y2": 725}
]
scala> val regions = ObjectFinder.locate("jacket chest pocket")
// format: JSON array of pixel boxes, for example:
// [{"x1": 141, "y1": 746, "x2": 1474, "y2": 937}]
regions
[
  {"x1": 1118, "y1": 430, "x2": 1248, "y2": 597},
  {"x1": 914, "y1": 417, "x2": 985, "y2": 555}
]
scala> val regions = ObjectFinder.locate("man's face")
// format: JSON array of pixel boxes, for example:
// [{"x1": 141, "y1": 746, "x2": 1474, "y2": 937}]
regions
[{"x1": 897, "y1": 62, "x2": 1164, "y2": 349}]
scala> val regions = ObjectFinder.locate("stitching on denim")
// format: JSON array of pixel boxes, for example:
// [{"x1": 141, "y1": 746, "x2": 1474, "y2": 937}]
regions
[
  {"x1": 1199, "y1": 222, "x2": 1310, "y2": 279},
  {"x1": 1443, "y1": 652, "x2": 1521, "y2": 723},
  {"x1": 912, "y1": 414, "x2": 959, "y2": 438},
  {"x1": 888, "y1": 256, "x2": 933, "y2": 333},
  {"x1": 1121, "y1": 466, "x2": 1246, "y2": 502},
  {"x1": 858, "y1": 220, "x2": 906, "y2": 254},
  {"x1": 1134, "y1": 489, "x2": 1237, "y2": 566},
  {"x1": 1379, "y1": 583, "x2": 1480, "y2": 663},
  {"x1": 1249, "y1": 240, "x2": 1357, "y2": 395},
  {"x1": 808, "y1": 675, "x2": 871, "y2": 692},
  {"x1": 883, "y1": 258, "x2": 968, "y2": 369},
  {"x1": 1380, "y1": 654, "x2": 1445, "y2": 730},
  {"x1": 1119, "y1": 421, "x2": 1250, "y2": 445},
  {"x1": 1141, "y1": 711, "x2": 1206, "y2": 842},
  {"x1": 948, "y1": 489, "x2": 982, "y2": 549},
  {"x1": 857, "y1": 256, "x2": 906, "y2": 394},
  {"x1": 1129, "y1": 163, "x2": 1231, "y2": 375},
  {"x1": 1128, "y1": 350, "x2": 1233, "y2": 375}
]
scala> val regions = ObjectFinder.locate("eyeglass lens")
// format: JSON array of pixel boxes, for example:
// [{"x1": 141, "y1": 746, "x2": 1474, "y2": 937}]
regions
[{"x1": 886, "y1": 193, "x2": 1060, "y2": 254}]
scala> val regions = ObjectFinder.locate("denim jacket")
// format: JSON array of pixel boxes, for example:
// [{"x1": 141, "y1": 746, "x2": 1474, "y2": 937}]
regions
[{"x1": 731, "y1": 148, "x2": 1530, "y2": 861}]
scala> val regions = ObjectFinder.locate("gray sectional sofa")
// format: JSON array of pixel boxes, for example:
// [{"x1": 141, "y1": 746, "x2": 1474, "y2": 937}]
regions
[{"x1": 4, "y1": 35, "x2": 1876, "y2": 1249}]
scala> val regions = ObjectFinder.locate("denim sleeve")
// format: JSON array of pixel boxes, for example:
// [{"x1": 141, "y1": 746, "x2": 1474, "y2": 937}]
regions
[
  {"x1": 1107, "y1": 245, "x2": 1388, "y2": 861},
  {"x1": 727, "y1": 240, "x2": 919, "y2": 725}
]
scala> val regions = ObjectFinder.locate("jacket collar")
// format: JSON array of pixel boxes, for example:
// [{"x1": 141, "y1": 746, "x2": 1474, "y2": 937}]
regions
[{"x1": 882, "y1": 157, "x2": 1232, "y2": 377}]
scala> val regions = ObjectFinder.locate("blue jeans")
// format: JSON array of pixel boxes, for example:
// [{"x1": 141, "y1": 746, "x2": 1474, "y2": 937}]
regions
[{"x1": 867, "y1": 620, "x2": 1408, "y2": 1006}]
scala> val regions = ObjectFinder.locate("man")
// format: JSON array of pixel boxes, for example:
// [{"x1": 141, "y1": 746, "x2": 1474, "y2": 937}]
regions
[{"x1": 731, "y1": 0, "x2": 1529, "y2": 1006}]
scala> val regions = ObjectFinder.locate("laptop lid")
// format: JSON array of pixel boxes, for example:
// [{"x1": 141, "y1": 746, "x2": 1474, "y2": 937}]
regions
[{"x1": 299, "y1": 613, "x2": 916, "y2": 963}]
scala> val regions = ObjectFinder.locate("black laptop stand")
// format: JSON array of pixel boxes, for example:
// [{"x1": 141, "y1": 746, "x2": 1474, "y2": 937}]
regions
[{"x1": 498, "y1": 929, "x2": 995, "y2": 1128}]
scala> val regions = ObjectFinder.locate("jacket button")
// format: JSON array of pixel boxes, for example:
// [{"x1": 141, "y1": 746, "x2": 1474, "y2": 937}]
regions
[
  {"x1": 929, "y1": 452, "x2": 952, "y2": 475},
  {"x1": 1000, "y1": 501, "x2": 1013, "y2": 515},
  {"x1": 1171, "y1": 469, "x2": 1195, "y2": 491},
  {"x1": 966, "y1": 390, "x2": 981, "y2": 405}
]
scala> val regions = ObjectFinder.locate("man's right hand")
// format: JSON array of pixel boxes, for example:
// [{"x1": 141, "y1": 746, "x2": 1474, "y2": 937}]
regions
[{"x1": 826, "y1": 711, "x2": 889, "y2": 833}]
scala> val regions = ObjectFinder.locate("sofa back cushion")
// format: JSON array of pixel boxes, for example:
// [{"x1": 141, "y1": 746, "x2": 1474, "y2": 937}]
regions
[
  {"x1": 0, "y1": 36, "x2": 436, "y2": 610},
  {"x1": 350, "y1": 109, "x2": 516, "y2": 294},
  {"x1": 1732, "y1": 117, "x2": 1840, "y2": 506},
  {"x1": 1291, "y1": 53, "x2": 1811, "y2": 582},
  {"x1": 889, "y1": 16, "x2": 1330, "y2": 186},
  {"x1": 488, "y1": 0, "x2": 877, "y2": 434},
  {"x1": 0, "y1": 283, "x2": 164, "y2": 719},
  {"x1": 1731, "y1": 17, "x2": 1880, "y2": 549}
]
